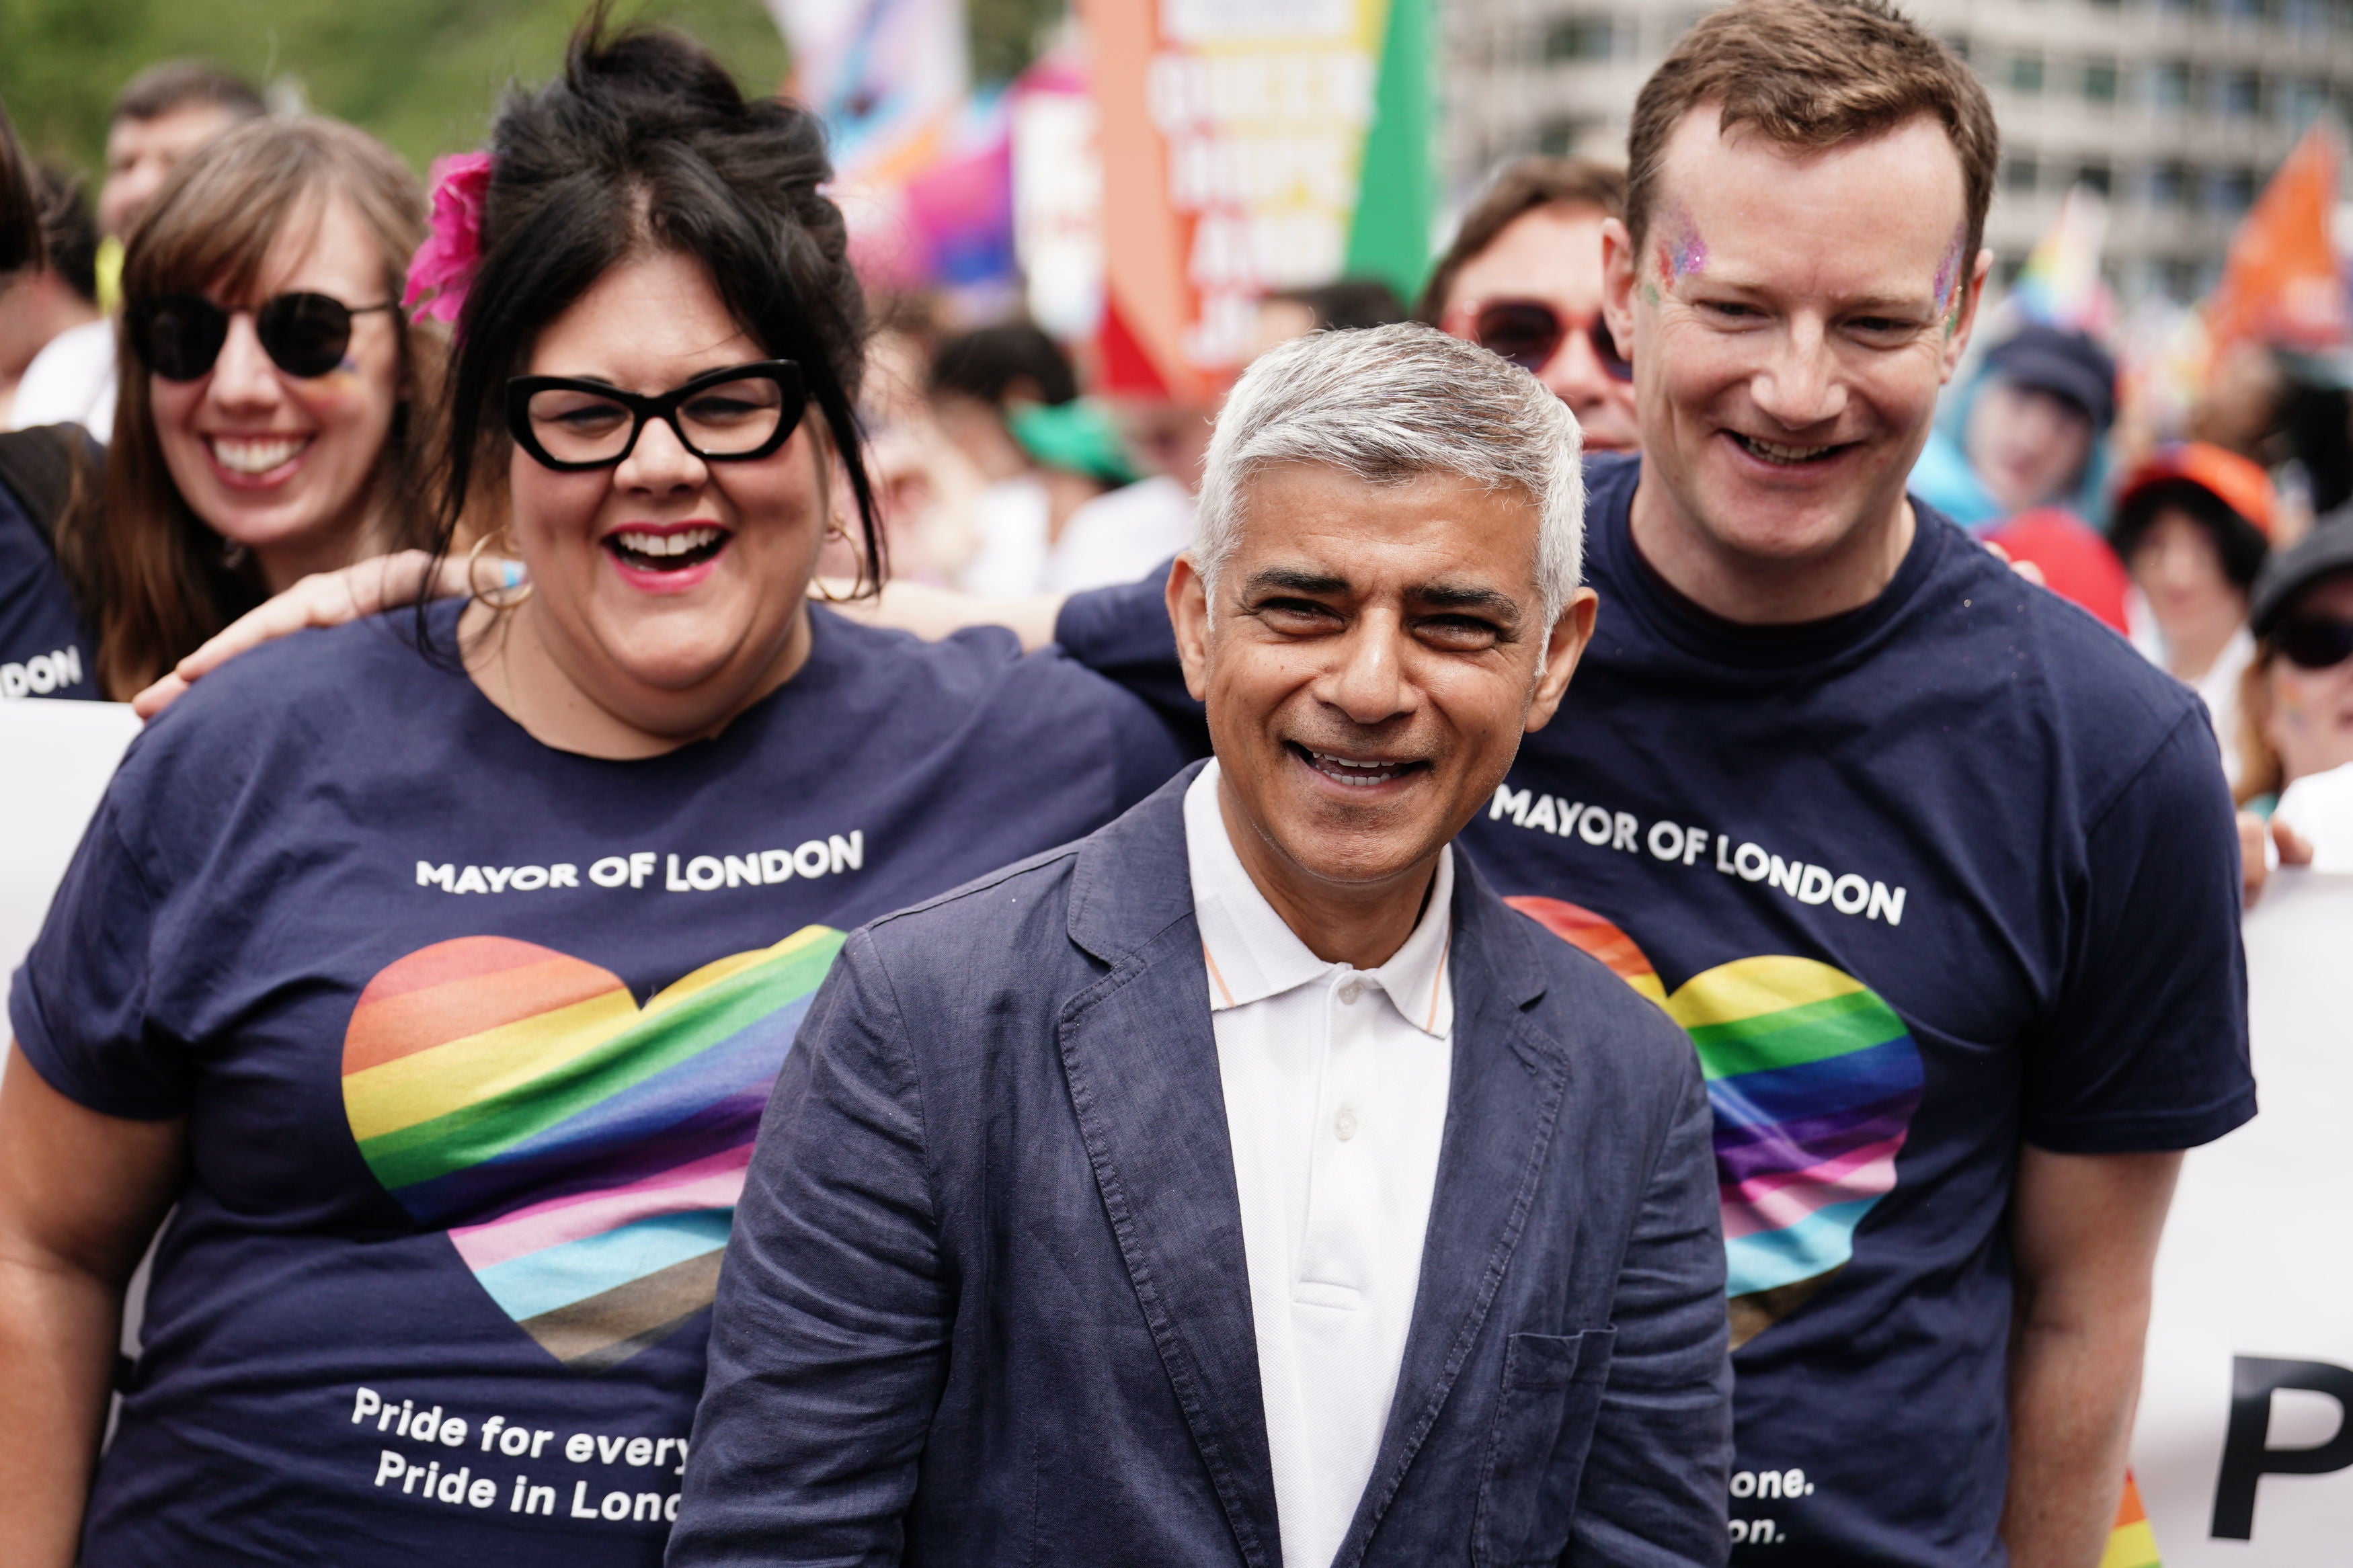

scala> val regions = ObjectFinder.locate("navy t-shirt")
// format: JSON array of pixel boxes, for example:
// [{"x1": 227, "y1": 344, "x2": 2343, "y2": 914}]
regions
[
  {"x1": 9, "y1": 600, "x2": 1188, "y2": 1565},
  {"x1": 1054, "y1": 454, "x2": 2254, "y2": 1567},
  {"x1": 0, "y1": 477, "x2": 99, "y2": 700}
]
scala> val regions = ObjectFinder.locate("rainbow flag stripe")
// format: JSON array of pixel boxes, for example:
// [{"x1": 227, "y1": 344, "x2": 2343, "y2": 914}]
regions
[
  {"x1": 1665, "y1": 956, "x2": 1922, "y2": 1303},
  {"x1": 1505, "y1": 899, "x2": 1924, "y2": 1344},
  {"x1": 1503, "y1": 896, "x2": 1667, "y2": 1003},
  {"x1": 342, "y1": 928, "x2": 844, "y2": 1370},
  {"x1": 2102, "y1": 1473, "x2": 2161, "y2": 1568}
]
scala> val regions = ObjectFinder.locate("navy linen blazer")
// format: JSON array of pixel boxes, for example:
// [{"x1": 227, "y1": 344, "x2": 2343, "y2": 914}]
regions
[{"x1": 672, "y1": 766, "x2": 1732, "y2": 1567}]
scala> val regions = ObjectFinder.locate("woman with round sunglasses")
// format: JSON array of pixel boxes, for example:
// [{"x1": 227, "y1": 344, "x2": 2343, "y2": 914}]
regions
[
  {"x1": 0, "y1": 24, "x2": 1184, "y2": 1568},
  {"x1": 48, "y1": 114, "x2": 437, "y2": 698},
  {"x1": 1416, "y1": 156, "x2": 1640, "y2": 454}
]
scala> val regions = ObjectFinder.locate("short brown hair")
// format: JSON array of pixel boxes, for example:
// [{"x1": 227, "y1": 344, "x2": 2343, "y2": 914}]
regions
[
  {"x1": 112, "y1": 59, "x2": 266, "y2": 126},
  {"x1": 1417, "y1": 157, "x2": 1626, "y2": 323},
  {"x1": 58, "y1": 117, "x2": 438, "y2": 696},
  {"x1": 1625, "y1": 0, "x2": 1996, "y2": 262}
]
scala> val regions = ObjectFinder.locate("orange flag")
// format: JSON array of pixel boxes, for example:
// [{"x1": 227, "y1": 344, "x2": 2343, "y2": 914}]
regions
[{"x1": 2204, "y1": 122, "x2": 2349, "y2": 354}]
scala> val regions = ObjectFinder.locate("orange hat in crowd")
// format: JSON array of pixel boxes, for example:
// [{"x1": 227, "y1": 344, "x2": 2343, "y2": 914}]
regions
[
  {"x1": 2108, "y1": 441, "x2": 2278, "y2": 600},
  {"x1": 2115, "y1": 443, "x2": 2276, "y2": 540}
]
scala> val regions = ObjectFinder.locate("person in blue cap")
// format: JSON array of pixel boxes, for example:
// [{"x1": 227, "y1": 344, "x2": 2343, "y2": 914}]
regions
[{"x1": 1912, "y1": 321, "x2": 2118, "y2": 530}]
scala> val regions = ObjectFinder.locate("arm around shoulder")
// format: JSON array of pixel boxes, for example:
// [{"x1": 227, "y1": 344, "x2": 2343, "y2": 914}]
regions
[
  {"x1": 1569, "y1": 1040, "x2": 1732, "y2": 1568},
  {"x1": 671, "y1": 928, "x2": 951, "y2": 1567}
]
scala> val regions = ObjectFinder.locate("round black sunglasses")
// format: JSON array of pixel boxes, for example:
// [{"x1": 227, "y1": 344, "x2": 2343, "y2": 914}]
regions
[
  {"x1": 506, "y1": 360, "x2": 809, "y2": 472},
  {"x1": 2276, "y1": 614, "x2": 2353, "y2": 671},
  {"x1": 128, "y1": 292, "x2": 397, "y2": 382},
  {"x1": 1466, "y1": 298, "x2": 1633, "y2": 382}
]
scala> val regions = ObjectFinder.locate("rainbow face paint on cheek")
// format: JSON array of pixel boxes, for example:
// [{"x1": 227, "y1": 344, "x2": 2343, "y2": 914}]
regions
[
  {"x1": 301, "y1": 356, "x2": 368, "y2": 404},
  {"x1": 1933, "y1": 225, "x2": 1968, "y2": 335},
  {"x1": 1671, "y1": 228, "x2": 1708, "y2": 280},
  {"x1": 1657, "y1": 208, "x2": 1708, "y2": 286}
]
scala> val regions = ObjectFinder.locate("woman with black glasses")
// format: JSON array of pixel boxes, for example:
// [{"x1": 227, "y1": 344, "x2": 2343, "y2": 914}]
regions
[
  {"x1": 0, "y1": 23, "x2": 1185, "y2": 1567},
  {"x1": 42, "y1": 114, "x2": 441, "y2": 698}
]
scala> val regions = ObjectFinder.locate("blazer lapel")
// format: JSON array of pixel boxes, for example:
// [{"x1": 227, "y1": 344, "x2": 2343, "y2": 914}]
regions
[
  {"x1": 1057, "y1": 768, "x2": 1283, "y2": 1568},
  {"x1": 1337, "y1": 866, "x2": 1578, "y2": 1565}
]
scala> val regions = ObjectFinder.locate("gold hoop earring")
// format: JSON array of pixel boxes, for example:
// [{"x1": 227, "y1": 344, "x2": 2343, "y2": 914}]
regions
[{"x1": 467, "y1": 533, "x2": 532, "y2": 609}]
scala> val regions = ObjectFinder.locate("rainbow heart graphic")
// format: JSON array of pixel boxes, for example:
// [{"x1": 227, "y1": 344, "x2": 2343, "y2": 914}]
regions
[
  {"x1": 1508, "y1": 897, "x2": 1923, "y2": 1347},
  {"x1": 340, "y1": 927, "x2": 844, "y2": 1371}
]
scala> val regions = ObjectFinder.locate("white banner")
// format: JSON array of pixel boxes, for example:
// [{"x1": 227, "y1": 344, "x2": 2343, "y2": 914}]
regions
[
  {"x1": 0, "y1": 700, "x2": 141, "y2": 983},
  {"x1": 2132, "y1": 869, "x2": 2353, "y2": 1561}
]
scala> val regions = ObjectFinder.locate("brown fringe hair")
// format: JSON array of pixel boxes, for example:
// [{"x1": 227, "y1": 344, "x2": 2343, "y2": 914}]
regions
[
  {"x1": 1624, "y1": 0, "x2": 1999, "y2": 263},
  {"x1": 1414, "y1": 158, "x2": 1626, "y2": 324},
  {"x1": 54, "y1": 116, "x2": 440, "y2": 696}
]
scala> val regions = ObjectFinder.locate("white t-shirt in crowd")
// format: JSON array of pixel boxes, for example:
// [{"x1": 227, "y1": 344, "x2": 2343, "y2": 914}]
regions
[
  {"x1": 2127, "y1": 588, "x2": 2254, "y2": 788},
  {"x1": 1045, "y1": 474, "x2": 1195, "y2": 595},
  {"x1": 955, "y1": 474, "x2": 1051, "y2": 599},
  {"x1": 960, "y1": 473, "x2": 1196, "y2": 599},
  {"x1": 1183, "y1": 759, "x2": 1453, "y2": 1568},
  {"x1": 9, "y1": 318, "x2": 117, "y2": 441}
]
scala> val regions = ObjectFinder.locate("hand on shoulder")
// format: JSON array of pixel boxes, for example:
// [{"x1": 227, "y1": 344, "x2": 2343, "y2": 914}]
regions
[{"x1": 132, "y1": 550, "x2": 497, "y2": 720}]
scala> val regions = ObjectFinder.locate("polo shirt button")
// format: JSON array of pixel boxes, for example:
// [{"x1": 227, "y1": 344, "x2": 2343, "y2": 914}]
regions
[
  {"x1": 1335, "y1": 1108, "x2": 1358, "y2": 1141},
  {"x1": 1337, "y1": 979, "x2": 1363, "y2": 1005}
]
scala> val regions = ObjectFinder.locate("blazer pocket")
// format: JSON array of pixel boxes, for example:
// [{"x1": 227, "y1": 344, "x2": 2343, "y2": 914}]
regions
[{"x1": 1472, "y1": 1328, "x2": 1618, "y2": 1568}]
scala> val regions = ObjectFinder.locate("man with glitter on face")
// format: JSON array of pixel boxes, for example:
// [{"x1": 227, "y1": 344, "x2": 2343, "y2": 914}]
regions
[{"x1": 1482, "y1": 6, "x2": 2246, "y2": 1561}]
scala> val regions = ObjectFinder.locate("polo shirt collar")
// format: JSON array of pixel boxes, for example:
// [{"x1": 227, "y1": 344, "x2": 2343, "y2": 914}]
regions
[{"x1": 1183, "y1": 759, "x2": 1455, "y2": 1039}]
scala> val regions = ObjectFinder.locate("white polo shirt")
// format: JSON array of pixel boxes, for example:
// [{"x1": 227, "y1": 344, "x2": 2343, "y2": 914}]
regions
[{"x1": 1183, "y1": 761, "x2": 1455, "y2": 1568}]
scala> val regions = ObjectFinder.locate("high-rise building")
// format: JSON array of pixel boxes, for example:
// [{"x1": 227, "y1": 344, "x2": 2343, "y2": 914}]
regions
[{"x1": 1440, "y1": 0, "x2": 2353, "y2": 303}]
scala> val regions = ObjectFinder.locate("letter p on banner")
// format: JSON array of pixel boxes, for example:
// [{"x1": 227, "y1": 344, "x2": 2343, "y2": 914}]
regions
[
  {"x1": 2211, "y1": 1358, "x2": 2353, "y2": 1540},
  {"x1": 2126, "y1": 872, "x2": 2353, "y2": 1563}
]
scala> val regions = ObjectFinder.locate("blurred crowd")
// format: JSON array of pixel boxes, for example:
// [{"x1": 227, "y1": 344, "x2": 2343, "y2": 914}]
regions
[{"x1": 1912, "y1": 304, "x2": 2353, "y2": 839}]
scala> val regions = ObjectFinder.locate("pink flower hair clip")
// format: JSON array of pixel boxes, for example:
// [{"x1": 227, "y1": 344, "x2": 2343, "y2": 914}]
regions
[{"x1": 403, "y1": 151, "x2": 494, "y2": 327}]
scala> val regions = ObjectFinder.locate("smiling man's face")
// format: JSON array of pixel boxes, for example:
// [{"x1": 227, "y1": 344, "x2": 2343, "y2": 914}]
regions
[
  {"x1": 1170, "y1": 461, "x2": 1593, "y2": 906},
  {"x1": 1603, "y1": 107, "x2": 1983, "y2": 595}
]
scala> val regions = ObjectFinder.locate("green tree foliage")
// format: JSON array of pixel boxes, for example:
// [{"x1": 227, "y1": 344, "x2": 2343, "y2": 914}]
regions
[
  {"x1": 0, "y1": 0, "x2": 790, "y2": 176},
  {"x1": 966, "y1": 0, "x2": 1058, "y2": 84}
]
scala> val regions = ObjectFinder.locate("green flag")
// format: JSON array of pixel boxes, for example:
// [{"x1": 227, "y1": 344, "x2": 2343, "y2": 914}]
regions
[{"x1": 1345, "y1": 0, "x2": 1435, "y2": 307}]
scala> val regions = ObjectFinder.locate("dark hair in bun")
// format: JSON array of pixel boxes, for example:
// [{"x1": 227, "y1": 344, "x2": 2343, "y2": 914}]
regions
[{"x1": 432, "y1": 13, "x2": 879, "y2": 590}]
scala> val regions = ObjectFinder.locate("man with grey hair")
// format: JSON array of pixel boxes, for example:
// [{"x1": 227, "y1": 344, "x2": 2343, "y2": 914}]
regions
[
  {"x1": 674, "y1": 325, "x2": 1733, "y2": 1568},
  {"x1": 1190, "y1": 321, "x2": 1589, "y2": 624}
]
